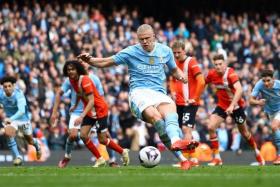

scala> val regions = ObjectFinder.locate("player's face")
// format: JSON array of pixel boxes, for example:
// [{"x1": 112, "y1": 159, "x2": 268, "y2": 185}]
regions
[
  {"x1": 172, "y1": 47, "x2": 186, "y2": 61},
  {"x1": 67, "y1": 65, "x2": 79, "y2": 80},
  {"x1": 138, "y1": 30, "x2": 155, "y2": 52},
  {"x1": 262, "y1": 76, "x2": 274, "y2": 89},
  {"x1": 3, "y1": 82, "x2": 15, "y2": 97},
  {"x1": 213, "y1": 59, "x2": 226, "y2": 74}
]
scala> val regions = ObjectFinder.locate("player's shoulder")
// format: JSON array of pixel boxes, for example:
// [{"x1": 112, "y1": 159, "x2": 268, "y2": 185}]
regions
[
  {"x1": 155, "y1": 42, "x2": 171, "y2": 52},
  {"x1": 207, "y1": 69, "x2": 216, "y2": 76},
  {"x1": 228, "y1": 67, "x2": 238, "y2": 77},
  {"x1": 274, "y1": 80, "x2": 280, "y2": 87},
  {"x1": 14, "y1": 88, "x2": 25, "y2": 96}
]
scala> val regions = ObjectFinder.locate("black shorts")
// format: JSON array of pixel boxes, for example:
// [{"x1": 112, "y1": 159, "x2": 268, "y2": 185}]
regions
[
  {"x1": 212, "y1": 106, "x2": 246, "y2": 125},
  {"x1": 81, "y1": 116, "x2": 108, "y2": 133},
  {"x1": 177, "y1": 105, "x2": 199, "y2": 128}
]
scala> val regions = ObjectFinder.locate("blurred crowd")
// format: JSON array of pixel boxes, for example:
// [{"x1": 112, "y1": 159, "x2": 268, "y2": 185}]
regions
[{"x1": 0, "y1": 1, "x2": 280, "y2": 155}]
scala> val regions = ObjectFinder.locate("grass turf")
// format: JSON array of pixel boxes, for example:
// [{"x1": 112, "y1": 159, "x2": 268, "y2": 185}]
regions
[{"x1": 0, "y1": 165, "x2": 280, "y2": 187}]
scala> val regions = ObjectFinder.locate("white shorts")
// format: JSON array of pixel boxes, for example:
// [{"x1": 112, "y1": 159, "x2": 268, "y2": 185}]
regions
[
  {"x1": 129, "y1": 88, "x2": 174, "y2": 119},
  {"x1": 7, "y1": 120, "x2": 32, "y2": 136},
  {"x1": 269, "y1": 112, "x2": 280, "y2": 122},
  {"x1": 69, "y1": 114, "x2": 81, "y2": 129}
]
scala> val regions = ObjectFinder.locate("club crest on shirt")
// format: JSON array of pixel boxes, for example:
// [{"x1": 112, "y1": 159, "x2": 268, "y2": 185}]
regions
[{"x1": 149, "y1": 57, "x2": 154, "y2": 64}]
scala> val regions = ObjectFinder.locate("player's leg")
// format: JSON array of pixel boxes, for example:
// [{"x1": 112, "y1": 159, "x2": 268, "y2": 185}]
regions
[
  {"x1": 80, "y1": 117, "x2": 105, "y2": 167},
  {"x1": 234, "y1": 108, "x2": 265, "y2": 165},
  {"x1": 22, "y1": 121, "x2": 41, "y2": 160},
  {"x1": 157, "y1": 103, "x2": 198, "y2": 151},
  {"x1": 105, "y1": 131, "x2": 119, "y2": 167},
  {"x1": 180, "y1": 105, "x2": 199, "y2": 166},
  {"x1": 208, "y1": 107, "x2": 225, "y2": 166},
  {"x1": 97, "y1": 117, "x2": 129, "y2": 166},
  {"x1": 270, "y1": 116, "x2": 280, "y2": 165},
  {"x1": 58, "y1": 114, "x2": 80, "y2": 168},
  {"x1": 4, "y1": 124, "x2": 23, "y2": 165}
]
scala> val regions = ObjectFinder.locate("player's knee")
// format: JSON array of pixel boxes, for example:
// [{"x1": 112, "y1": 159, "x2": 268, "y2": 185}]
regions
[
  {"x1": 208, "y1": 123, "x2": 216, "y2": 132},
  {"x1": 79, "y1": 133, "x2": 88, "y2": 141},
  {"x1": 149, "y1": 114, "x2": 163, "y2": 124},
  {"x1": 96, "y1": 132, "x2": 107, "y2": 145},
  {"x1": 68, "y1": 129, "x2": 79, "y2": 140}
]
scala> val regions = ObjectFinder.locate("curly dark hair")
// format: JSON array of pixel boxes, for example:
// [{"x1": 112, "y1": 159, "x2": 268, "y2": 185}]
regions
[
  {"x1": 0, "y1": 76, "x2": 17, "y2": 85},
  {"x1": 63, "y1": 60, "x2": 88, "y2": 77}
]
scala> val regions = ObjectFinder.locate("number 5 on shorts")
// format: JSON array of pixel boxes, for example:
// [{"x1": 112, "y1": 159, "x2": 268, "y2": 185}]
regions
[{"x1": 182, "y1": 113, "x2": 190, "y2": 124}]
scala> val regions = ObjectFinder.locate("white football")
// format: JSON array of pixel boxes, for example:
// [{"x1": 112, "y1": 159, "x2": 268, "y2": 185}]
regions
[{"x1": 139, "y1": 146, "x2": 161, "y2": 168}]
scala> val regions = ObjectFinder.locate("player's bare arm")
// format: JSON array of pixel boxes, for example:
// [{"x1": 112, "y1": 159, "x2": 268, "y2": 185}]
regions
[
  {"x1": 249, "y1": 96, "x2": 266, "y2": 106},
  {"x1": 74, "y1": 93, "x2": 95, "y2": 126},
  {"x1": 170, "y1": 67, "x2": 188, "y2": 83},
  {"x1": 226, "y1": 81, "x2": 243, "y2": 114},
  {"x1": 77, "y1": 53, "x2": 116, "y2": 68},
  {"x1": 50, "y1": 88, "x2": 64, "y2": 125}
]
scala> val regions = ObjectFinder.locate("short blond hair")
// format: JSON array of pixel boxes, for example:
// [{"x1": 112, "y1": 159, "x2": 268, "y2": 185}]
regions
[
  {"x1": 137, "y1": 24, "x2": 154, "y2": 35},
  {"x1": 172, "y1": 41, "x2": 185, "y2": 50}
]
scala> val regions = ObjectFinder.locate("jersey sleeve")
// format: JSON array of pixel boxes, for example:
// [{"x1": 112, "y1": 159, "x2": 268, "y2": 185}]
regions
[
  {"x1": 61, "y1": 79, "x2": 71, "y2": 93},
  {"x1": 189, "y1": 58, "x2": 202, "y2": 76},
  {"x1": 166, "y1": 48, "x2": 177, "y2": 70},
  {"x1": 112, "y1": 47, "x2": 131, "y2": 65},
  {"x1": 228, "y1": 69, "x2": 239, "y2": 85},
  {"x1": 91, "y1": 74, "x2": 104, "y2": 96},
  {"x1": 251, "y1": 80, "x2": 262, "y2": 97},
  {"x1": 81, "y1": 76, "x2": 94, "y2": 95}
]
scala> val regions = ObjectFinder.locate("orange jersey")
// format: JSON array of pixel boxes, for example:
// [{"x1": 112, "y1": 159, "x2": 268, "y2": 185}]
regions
[
  {"x1": 205, "y1": 67, "x2": 245, "y2": 110},
  {"x1": 170, "y1": 57, "x2": 202, "y2": 105},
  {"x1": 70, "y1": 75, "x2": 108, "y2": 118}
]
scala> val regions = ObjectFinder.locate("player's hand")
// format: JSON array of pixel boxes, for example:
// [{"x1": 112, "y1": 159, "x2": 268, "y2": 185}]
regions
[
  {"x1": 258, "y1": 99, "x2": 266, "y2": 106},
  {"x1": 179, "y1": 77, "x2": 188, "y2": 84},
  {"x1": 3, "y1": 118, "x2": 11, "y2": 126},
  {"x1": 186, "y1": 99, "x2": 196, "y2": 105},
  {"x1": 225, "y1": 105, "x2": 234, "y2": 115},
  {"x1": 74, "y1": 116, "x2": 83, "y2": 126},
  {"x1": 69, "y1": 106, "x2": 76, "y2": 113},
  {"x1": 77, "y1": 53, "x2": 92, "y2": 63}
]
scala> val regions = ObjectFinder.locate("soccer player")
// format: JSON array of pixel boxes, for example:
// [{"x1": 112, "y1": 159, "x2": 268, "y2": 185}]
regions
[
  {"x1": 51, "y1": 71, "x2": 119, "y2": 167},
  {"x1": 78, "y1": 24, "x2": 199, "y2": 170},
  {"x1": 249, "y1": 69, "x2": 280, "y2": 165},
  {"x1": 0, "y1": 76, "x2": 41, "y2": 166},
  {"x1": 171, "y1": 41, "x2": 205, "y2": 166},
  {"x1": 59, "y1": 60, "x2": 129, "y2": 167},
  {"x1": 205, "y1": 54, "x2": 265, "y2": 166}
]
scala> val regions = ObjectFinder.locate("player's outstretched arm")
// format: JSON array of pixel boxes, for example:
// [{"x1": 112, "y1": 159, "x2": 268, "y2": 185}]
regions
[
  {"x1": 170, "y1": 67, "x2": 188, "y2": 83},
  {"x1": 50, "y1": 88, "x2": 64, "y2": 126},
  {"x1": 77, "y1": 53, "x2": 115, "y2": 68},
  {"x1": 249, "y1": 96, "x2": 266, "y2": 106}
]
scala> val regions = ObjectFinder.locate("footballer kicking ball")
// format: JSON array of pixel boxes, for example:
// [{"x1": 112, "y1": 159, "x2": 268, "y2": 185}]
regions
[{"x1": 139, "y1": 146, "x2": 161, "y2": 168}]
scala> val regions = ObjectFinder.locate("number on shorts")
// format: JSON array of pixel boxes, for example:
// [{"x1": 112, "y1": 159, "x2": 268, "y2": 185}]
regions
[{"x1": 182, "y1": 113, "x2": 190, "y2": 124}]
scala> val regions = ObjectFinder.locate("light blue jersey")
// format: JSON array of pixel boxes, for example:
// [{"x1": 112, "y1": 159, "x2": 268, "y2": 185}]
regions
[
  {"x1": 113, "y1": 42, "x2": 177, "y2": 94},
  {"x1": 251, "y1": 79, "x2": 280, "y2": 115},
  {"x1": 0, "y1": 88, "x2": 29, "y2": 121},
  {"x1": 61, "y1": 73, "x2": 104, "y2": 115}
]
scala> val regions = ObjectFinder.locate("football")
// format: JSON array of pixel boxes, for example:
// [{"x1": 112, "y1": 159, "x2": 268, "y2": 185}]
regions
[{"x1": 139, "y1": 146, "x2": 161, "y2": 168}]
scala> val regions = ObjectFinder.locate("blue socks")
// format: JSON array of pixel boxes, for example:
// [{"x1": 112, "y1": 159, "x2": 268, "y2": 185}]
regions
[
  {"x1": 274, "y1": 130, "x2": 280, "y2": 155},
  {"x1": 164, "y1": 113, "x2": 182, "y2": 143},
  {"x1": 7, "y1": 137, "x2": 20, "y2": 158}
]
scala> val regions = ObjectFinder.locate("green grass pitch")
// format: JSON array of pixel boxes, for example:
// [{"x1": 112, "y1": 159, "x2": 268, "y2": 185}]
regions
[{"x1": 0, "y1": 165, "x2": 280, "y2": 187}]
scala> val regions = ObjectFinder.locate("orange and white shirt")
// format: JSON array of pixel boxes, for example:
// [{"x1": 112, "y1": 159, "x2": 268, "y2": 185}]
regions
[
  {"x1": 70, "y1": 75, "x2": 108, "y2": 119},
  {"x1": 205, "y1": 67, "x2": 245, "y2": 110},
  {"x1": 170, "y1": 57, "x2": 202, "y2": 106}
]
